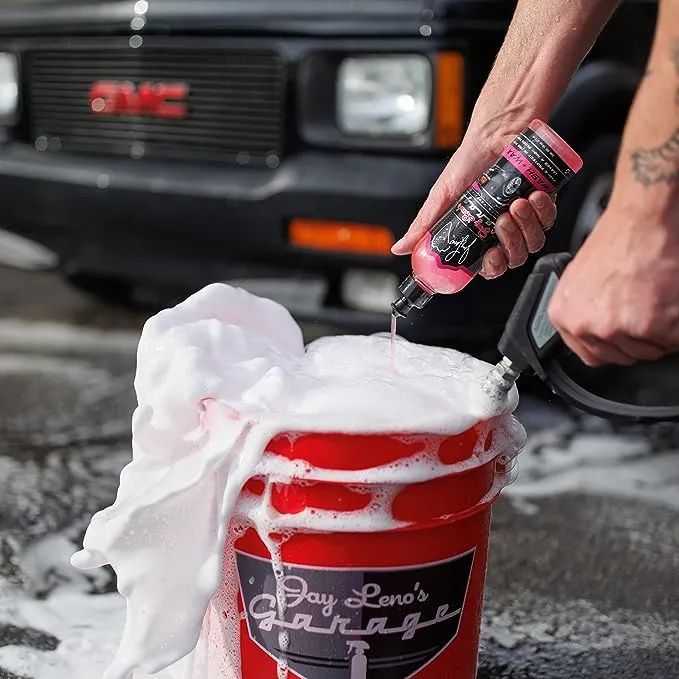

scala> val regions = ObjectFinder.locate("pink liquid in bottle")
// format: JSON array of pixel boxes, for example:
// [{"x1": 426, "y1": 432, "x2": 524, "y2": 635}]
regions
[{"x1": 391, "y1": 119, "x2": 583, "y2": 319}]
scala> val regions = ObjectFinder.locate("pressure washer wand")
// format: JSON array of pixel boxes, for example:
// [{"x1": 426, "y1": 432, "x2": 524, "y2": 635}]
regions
[
  {"x1": 482, "y1": 252, "x2": 573, "y2": 398},
  {"x1": 482, "y1": 252, "x2": 679, "y2": 423},
  {"x1": 483, "y1": 357, "x2": 523, "y2": 397}
]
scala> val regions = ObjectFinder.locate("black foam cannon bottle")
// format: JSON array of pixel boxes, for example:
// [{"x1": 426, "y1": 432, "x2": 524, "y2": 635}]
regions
[{"x1": 391, "y1": 120, "x2": 584, "y2": 319}]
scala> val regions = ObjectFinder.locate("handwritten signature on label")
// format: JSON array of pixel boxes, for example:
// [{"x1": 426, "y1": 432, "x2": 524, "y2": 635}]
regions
[{"x1": 430, "y1": 221, "x2": 478, "y2": 265}]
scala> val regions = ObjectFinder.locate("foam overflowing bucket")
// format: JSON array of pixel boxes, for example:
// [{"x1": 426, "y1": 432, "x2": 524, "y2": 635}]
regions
[
  {"x1": 207, "y1": 422, "x2": 519, "y2": 679},
  {"x1": 71, "y1": 284, "x2": 526, "y2": 679}
]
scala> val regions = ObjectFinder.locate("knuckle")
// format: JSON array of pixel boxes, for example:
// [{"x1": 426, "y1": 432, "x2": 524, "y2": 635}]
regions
[
  {"x1": 505, "y1": 234, "x2": 525, "y2": 250},
  {"x1": 497, "y1": 224, "x2": 523, "y2": 250},
  {"x1": 482, "y1": 249, "x2": 507, "y2": 278},
  {"x1": 544, "y1": 199, "x2": 558, "y2": 216},
  {"x1": 539, "y1": 212, "x2": 556, "y2": 230},
  {"x1": 496, "y1": 213, "x2": 518, "y2": 232},
  {"x1": 547, "y1": 304, "x2": 561, "y2": 327},
  {"x1": 523, "y1": 222, "x2": 545, "y2": 246},
  {"x1": 567, "y1": 319, "x2": 590, "y2": 339},
  {"x1": 527, "y1": 233, "x2": 546, "y2": 253},
  {"x1": 595, "y1": 326, "x2": 617, "y2": 343},
  {"x1": 634, "y1": 311, "x2": 661, "y2": 339},
  {"x1": 507, "y1": 253, "x2": 528, "y2": 269},
  {"x1": 581, "y1": 352, "x2": 602, "y2": 368},
  {"x1": 509, "y1": 200, "x2": 532, "y2": 222},
  {"x1": 496, "y1": 217, "x2": 529, "y2": 265},
  {"x1": 529, "y1": 192, "x2": 557, "y2": 222},
  {"x1": 587, "y1": 317, "x2": 617, "y2": 343},
  {"x1": 537, "y1": 209, "x2": 557, "y2": 230}
]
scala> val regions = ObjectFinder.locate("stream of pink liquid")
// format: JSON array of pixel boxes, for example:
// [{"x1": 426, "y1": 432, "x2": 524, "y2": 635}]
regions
[{"x1": 390, "y1": 313, "x2": 398, "y2": 369}]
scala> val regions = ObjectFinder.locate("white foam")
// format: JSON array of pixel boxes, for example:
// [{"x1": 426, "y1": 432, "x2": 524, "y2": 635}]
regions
[
  {"x1": 71, "y1": 282, "x2": 522, "y2": 679},
  {"x1": 509, "y1": 430, "x2": 679, "y2": 508}
]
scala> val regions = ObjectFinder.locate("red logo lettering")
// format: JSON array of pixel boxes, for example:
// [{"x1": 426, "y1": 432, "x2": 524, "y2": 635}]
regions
[
  {"x1": 475, "y1": 220, "x2": 492, "y2": 238},
  {"x1": 88, "y1": 81, "x2": 190, "y2": 119}
]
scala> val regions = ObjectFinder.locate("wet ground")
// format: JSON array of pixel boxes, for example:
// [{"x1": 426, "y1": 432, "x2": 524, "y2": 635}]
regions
[{"x1": 0, "y1": 265, "x2": 677, "y2": 679}]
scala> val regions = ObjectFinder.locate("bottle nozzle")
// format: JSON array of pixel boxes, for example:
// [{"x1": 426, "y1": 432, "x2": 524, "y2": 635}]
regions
[{"x1": 391, "y1": 275, "x2": 433, "y2": 319}]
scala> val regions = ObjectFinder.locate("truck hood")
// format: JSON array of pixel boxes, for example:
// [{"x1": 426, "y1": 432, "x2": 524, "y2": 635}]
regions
[{"x1": 0, "y1": 0, "x2": 512, "y2": 37}]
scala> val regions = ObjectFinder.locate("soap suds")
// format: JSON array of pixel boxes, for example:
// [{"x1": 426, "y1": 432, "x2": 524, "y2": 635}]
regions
[{"x1": 71, "y1": 283, "x2": 522, "y2": 679}]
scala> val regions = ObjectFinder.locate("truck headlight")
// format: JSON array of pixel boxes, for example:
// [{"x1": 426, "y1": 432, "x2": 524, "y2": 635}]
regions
[
  {"x1": 0, "y1": 53, "x2": 18, "y2": 121},
  {"x1": 337, "y1": 55, "x2": 432, "y2": 138}
]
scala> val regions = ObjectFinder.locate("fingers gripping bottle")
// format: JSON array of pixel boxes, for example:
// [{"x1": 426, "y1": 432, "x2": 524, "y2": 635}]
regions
[{"x1": 391, "y1": 119, "x2": 583, "y2": 318}]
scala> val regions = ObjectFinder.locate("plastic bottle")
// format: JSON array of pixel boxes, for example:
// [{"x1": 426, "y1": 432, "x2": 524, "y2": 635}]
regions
[
  {"x1": 391, "y1": 119, "x2": 583, "y2": 318},
  {"x1": 347, "y1": 639, "x2": 370, "y2": 678}
]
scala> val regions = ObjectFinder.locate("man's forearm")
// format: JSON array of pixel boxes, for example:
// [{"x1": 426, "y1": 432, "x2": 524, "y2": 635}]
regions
[
  {"x1": 469, "y1": 0, "x2": 620, "y2": 140},
  {"x1": 613, "y1": 0, "x2": 679, "y2": 218}
]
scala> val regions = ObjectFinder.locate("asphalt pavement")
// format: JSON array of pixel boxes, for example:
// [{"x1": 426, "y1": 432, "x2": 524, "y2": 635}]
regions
[{"x1": 0, "y1": 265, "x2": 677, "y2": 679}]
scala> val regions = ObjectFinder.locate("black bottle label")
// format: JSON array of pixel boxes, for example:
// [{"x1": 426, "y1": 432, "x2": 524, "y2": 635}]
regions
[{"x1": 428, "y1": 127, "x2": 576, "y2": 272}]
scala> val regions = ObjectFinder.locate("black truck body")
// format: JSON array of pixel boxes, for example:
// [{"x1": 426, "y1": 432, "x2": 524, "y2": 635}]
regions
[{"x1": 0, "y1": 0, "x2": 657, "y2": 346}]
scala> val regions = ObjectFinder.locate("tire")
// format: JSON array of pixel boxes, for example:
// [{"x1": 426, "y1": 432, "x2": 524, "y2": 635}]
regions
[{"x1": 550, "y1": 134, "x2": 619, "y2": 253}]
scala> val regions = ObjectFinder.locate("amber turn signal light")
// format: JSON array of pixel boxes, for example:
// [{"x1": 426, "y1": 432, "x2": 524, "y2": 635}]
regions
[
  {"x1": 435, "y1": 52, "x2": 465, "y2": 149},
  {"x1": 288, "y1": 219, "x2": 395, "y2": 257}
]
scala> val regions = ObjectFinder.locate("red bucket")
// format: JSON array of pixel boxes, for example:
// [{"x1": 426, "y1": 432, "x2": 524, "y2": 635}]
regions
[{"x1": 207, "y1": 422, "x2": 517, "y2": 679}]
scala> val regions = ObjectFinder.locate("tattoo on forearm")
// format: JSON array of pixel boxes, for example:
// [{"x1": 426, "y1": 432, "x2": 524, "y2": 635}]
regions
[
  {"x1": 631, "y1": 129, "x2": 679, "y2": 186},
  {"x1": 630, "y1": 39, "x2": 679, "y2": 185}
]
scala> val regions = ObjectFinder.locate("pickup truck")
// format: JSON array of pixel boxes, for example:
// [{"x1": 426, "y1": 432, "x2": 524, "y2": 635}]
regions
[{"x1": 0, "y1": 0, "x2": 657, "y2": 348}]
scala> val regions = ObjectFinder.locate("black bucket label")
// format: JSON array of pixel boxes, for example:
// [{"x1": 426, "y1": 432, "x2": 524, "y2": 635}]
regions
[{"x1": 235, "y1": 549, "x2": 475, "y2": 679}]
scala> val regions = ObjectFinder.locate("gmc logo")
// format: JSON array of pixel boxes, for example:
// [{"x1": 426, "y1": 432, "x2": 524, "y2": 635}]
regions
[{"x1": 88, "y1": 81, "x2": 190, "y2": 119}]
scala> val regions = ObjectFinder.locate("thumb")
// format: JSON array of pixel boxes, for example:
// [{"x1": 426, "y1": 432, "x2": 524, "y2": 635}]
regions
[
  {"x1": 391, "y1": 164, "x2": 463, "y2": 256},
  {"x1": 391, "y1": 145, "x2": 482, "y2": 256}
]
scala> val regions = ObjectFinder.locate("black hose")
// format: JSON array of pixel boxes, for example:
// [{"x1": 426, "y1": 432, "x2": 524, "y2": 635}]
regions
[{"x1": 547, "y1": 361, "x2": 679, "y2": 423}]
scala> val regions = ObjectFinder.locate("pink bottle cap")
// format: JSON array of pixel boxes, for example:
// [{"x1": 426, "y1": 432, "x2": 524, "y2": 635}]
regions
[{"x1": 529, "y1": 119, "x2": 583, "y2": 173}]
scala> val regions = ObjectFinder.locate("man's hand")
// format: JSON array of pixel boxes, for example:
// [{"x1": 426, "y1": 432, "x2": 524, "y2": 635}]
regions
[
  {"x1": 391, "y1": 133, "x2": 557, "y2": 279},
  {"x1": 549, "y1": 0, "x2": 679, "y2": 367},
  {"x1": 389, "y1": 0, "x2": 619, "y2": 277},
  {"x1": 548, "y1": 203, "x2": 679, "y2": 366}
]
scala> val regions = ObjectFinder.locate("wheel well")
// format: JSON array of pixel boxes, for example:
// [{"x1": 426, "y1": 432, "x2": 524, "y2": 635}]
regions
[
  {"x1": 555, "y1": 90, "x2": 632, "y2": 156},
  {"x1": 574, "y1": 95, "x2": 630, "y2": 149},
  {"x1": 550, "y1": 134, "x2": 621, "y2": 253}
]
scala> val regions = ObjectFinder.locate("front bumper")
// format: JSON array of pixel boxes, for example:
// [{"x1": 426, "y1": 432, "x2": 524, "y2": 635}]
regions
[{"x1": 0, "y1": 143, "x2": 532, "y2": 345}]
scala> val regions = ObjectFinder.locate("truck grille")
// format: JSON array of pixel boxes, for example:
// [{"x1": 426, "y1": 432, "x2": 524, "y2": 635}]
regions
[{"x1": 25, "y1": 49, "x2": 286, "y2": 165}]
